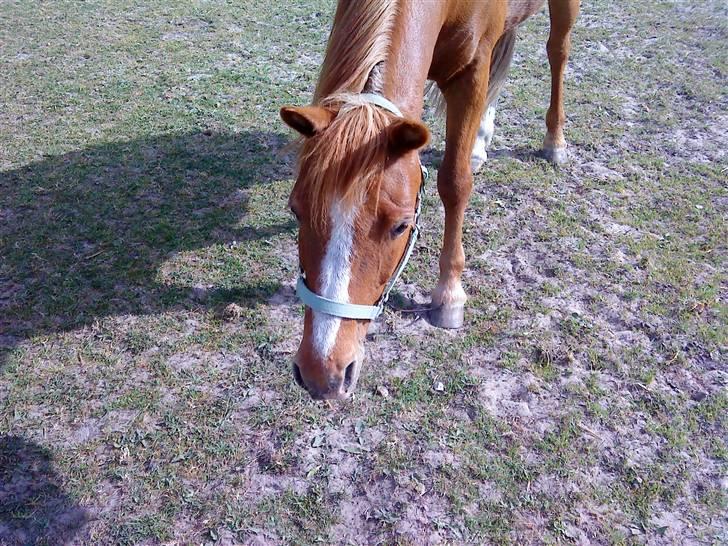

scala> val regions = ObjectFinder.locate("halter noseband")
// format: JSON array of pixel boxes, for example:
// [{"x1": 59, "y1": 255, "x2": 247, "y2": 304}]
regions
[{"x1": 296, "y1": 93, "x2": 428, "y2": 320}]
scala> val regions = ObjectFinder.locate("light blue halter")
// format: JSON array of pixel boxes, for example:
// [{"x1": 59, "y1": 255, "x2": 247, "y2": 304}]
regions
[{"x1": 296, "y1": 93, "x2": 428, "y2": 320}]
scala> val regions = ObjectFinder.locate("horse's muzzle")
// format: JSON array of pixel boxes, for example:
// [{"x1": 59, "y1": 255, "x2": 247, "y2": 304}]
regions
[{"x1": 292, "y1": 359, "x2": 361, "y2": 400}]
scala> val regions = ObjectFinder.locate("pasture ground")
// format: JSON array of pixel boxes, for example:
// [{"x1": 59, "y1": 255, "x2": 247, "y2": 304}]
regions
[{"x1": 1, "y1": 0, "x2": 726, "y2": 544}]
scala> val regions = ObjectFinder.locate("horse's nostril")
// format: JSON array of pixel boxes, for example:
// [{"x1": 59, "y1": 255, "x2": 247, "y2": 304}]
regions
[
  {"x1": 293, "y1": 364, "x2": 307, "y2": 391},
  {"x1": 343, "y1": 361, "x2": 356, "y2": 392}
]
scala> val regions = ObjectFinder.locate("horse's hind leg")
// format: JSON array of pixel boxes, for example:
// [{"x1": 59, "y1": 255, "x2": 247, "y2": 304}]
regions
[
  {"x1": 471, "y1": 101, "x2": 497, "y2": 171},
  {"x1": 543, "y1": 0, "x2": 580, "y2": 165},
  {"x1": 471, "y1": 29, "x2": 517, "y2": 172}
]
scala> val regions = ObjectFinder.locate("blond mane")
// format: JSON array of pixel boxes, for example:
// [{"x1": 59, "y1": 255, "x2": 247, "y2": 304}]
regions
[{"x1": 314, "y1": 0, "x2": 398, "y2": 101}]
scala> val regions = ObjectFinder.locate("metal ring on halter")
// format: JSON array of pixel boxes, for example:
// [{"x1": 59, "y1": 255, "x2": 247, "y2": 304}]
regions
[{"x1": 295, "y1": 93, "x2": 427, "y2": 320}]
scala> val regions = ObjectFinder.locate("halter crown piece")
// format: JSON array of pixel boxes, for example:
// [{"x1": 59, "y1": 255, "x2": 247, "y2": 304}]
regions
[{"x1": 296, "y1": 93, "x2": 428, "y2": 320}]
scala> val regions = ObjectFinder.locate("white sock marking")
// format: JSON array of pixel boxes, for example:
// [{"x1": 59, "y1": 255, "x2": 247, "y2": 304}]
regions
[
  {"x1": 312, "y1": 200, "x2": 356, "y2": 359},
  {"x1": 471, "y1": 104, "x2": 497, "y2": 172}
]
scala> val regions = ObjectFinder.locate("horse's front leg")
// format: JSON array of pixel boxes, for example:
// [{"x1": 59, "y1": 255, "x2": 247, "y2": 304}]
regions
[{"x1": 429, "y1": 51, "x2": 492, "y2": 329}]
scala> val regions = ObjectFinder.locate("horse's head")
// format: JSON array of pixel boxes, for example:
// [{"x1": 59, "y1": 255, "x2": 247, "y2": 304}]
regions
[{"x1": 280, "y1": 96, "x2": 429, "y2": 400}]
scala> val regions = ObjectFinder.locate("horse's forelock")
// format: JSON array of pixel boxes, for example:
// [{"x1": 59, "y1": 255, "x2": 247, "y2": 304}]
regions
[{"x1": 299, "y1": 99, "x2": 393, "y2": 228}]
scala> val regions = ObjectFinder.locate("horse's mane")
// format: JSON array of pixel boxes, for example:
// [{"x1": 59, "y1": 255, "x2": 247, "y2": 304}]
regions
[
  {"x1": 299, "y1": 1, "x2": 400, "y2": 227},
  {"x1": 314, "y1": 0, "x2": 398, "y2": 101}
]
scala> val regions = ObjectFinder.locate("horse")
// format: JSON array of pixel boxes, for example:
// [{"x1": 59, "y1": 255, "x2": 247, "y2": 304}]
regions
[{"x1": 280, "y1": 0, "x2": 580, "y2": 400}]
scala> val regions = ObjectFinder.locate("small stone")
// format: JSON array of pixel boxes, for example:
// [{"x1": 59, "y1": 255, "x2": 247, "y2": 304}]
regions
[
  {"x1": 376, "y1": 385, "x2": 389, "y2": 398},
  {"x1": 515, "y1": 402, "x2": 532, "y2": 418},
  {"x1": 434, "y1": 381, "x2": 445, "y2": 392},
  {"x1": 191, "y1": 284, "x2": 210, "y2": 302},
  {"x1": 691, "y1": 391, "x2": 708, "y2": 402}
]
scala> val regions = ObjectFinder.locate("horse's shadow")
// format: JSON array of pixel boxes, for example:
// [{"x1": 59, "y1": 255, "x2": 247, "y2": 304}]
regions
[
  {"x1": 421, "y1": 145, "x2": 545, "y2": 169},
  {"x1": 0, "y1": 435, "x2": 88, "y2": 545},
  {"x1": 488, "y1": 146, "x2": 545, "y2": 162},
  {"x1": 0, "y1": 130, "x2": 296, "y2": 369}
]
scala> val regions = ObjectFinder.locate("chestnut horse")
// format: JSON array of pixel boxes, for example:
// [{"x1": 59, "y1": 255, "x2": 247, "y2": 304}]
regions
[{"x1": 280, "y1": 0, "x2": 580, "y2": 400}]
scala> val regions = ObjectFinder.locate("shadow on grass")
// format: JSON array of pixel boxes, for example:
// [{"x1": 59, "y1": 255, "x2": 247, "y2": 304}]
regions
[
  {"x1": 488, "y1": 146, "x2": 545, "y2": 162},
  {"x1": 0, "y1": 130, "x2": 296, "y2": 368},
  {"x1": 0, "y1": 436, "x2": 88, "y2": 545},
  {"x1": 419, "y1": 144, "x2": 552, "y2": 173},
  {"x1": 384, "y1": 292, "x2": 433, "y2": 324}
]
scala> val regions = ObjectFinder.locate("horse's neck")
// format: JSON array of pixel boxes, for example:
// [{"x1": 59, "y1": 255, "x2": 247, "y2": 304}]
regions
[
  {"x1": 317, "y1": 0, "x2": 441, "y2": 119},
  {"x1": 379, "y1": 2, "x2": 442, "y2": 119}
]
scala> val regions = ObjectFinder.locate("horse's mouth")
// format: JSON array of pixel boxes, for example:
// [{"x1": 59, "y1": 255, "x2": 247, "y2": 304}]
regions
[{"x1": 292, "y1": 355, "x2": 363, "y2": 401}]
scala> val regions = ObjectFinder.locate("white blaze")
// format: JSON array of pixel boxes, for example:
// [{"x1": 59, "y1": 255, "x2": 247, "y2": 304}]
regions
[{"x1": 312, "y1": 200, "x2": 356, "y2": 359}]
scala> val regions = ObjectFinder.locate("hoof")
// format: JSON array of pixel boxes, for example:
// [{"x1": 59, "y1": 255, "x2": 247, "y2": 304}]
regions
[
  {"x1": 427, "y1": 304, "x2": 465, "y2": 329},
  {"x1": 471, "y1": 151, "x2": 487, "y2": 173},
  {"x1": 543, "y1": 146, "x2": 568, "y2": 165}
]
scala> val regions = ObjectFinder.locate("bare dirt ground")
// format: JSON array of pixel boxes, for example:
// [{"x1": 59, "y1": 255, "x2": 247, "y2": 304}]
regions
[{"x1": 1, "y1": 0, "x2": 726, "y2": 544}]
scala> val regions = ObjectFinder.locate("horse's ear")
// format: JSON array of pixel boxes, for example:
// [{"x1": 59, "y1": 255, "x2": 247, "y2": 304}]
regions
[
  {"x1": 387, "y1": 119, "x2": 430, "y2": 155},
  {"x1": 280, "y1": 106, "x2": 334, "y2": 137}
]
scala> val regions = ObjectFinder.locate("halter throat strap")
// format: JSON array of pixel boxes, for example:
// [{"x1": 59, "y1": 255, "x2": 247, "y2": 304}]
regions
[{"x1": 295, "y1": 93, "x2": 427, "y2": 320}]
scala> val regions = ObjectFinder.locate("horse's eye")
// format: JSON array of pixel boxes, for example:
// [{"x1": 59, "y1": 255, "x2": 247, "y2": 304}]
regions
[{"x1": 391, "y1": 221, "x2": 410, "y2": 238}]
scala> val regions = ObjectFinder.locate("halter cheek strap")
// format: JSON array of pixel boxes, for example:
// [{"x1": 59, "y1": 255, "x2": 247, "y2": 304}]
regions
[{"x1": 295, "y1": 93, "x2": 428, "y2": 320}]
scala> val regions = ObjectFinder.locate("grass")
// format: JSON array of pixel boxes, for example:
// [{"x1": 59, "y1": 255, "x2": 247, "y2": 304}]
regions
[{"x1": 1, "y1": 0, "x2": 727, "y2": 544}]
